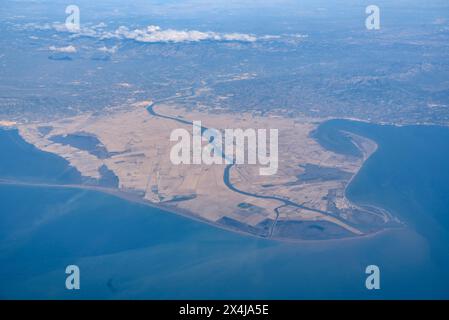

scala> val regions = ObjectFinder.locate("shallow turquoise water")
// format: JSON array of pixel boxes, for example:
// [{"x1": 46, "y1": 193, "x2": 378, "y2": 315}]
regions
[{"x1": 1, "y1": 124, "x2": 449, "y2": 299}]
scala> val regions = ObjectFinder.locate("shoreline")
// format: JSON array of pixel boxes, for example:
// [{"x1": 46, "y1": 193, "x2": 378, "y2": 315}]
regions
[
  {"x1": 0, "y1": 178, "x2": 401, "y2": 244},
  {"x1": 1, "y1": 112, "x2": 401, "y2": 242}
]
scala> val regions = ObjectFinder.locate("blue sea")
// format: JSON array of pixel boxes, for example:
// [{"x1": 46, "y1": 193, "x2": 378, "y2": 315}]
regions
[{"x1": 1, "y1": 120, "x2": 449, "y2": 299}]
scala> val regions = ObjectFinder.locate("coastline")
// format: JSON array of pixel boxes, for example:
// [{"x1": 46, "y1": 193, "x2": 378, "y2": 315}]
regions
[
  {"x1": 0, "y1": 177, "x2": 401, "y2": 245},
  {"x1": 1, "y1": 114, "x2": 401, "y2": 242},
  {"x1": 1, "y1": 113, "x2": 401, "y2": 242}
]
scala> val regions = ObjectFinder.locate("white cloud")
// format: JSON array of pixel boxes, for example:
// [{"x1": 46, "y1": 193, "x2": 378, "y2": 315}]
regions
[
  {"x1": 147, "y1": 25, "x2": 161, "y2": 33},
  {"x1": 98, "y1": 46, "x2": 118, "y2": 54},
  {"x1": 22, "y1": 22, "x2": 52, "y2": 30},
  {"x1": 110, "y1": 26, "x2": 212, "y2": 43},
  {"x1": 101, "y1": 25, "x2": 258, "y2": 43},
  {"x1": 92, "y1": 22, "x2": 107, "y2": 29},
  {"x1": 20, "y1": 22, "x2": 308, "y2": 45},
  {"x1": 22, "y1": 22, "x2": 259, "y2": 44},
  {"x1": 49, "y1": 45, "x2": 77, "y2": 53},
  {"x1": 221, "y1": 33, "x2": 257, "y2": 42}
]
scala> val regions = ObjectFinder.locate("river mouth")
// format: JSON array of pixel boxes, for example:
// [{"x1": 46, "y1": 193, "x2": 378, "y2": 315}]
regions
[
  {"x1": 146, "y1": 104, "x2": 400, "y2": 241},
  {"x1": 2, "y1": 115, "x2": 447, "y2": 243},
  {"x1": 1, "y1": 108, "x2": 399, "y2": 242},
  {"x1": 2, "y1": 120, "x2": 449, "y2": 298}
]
